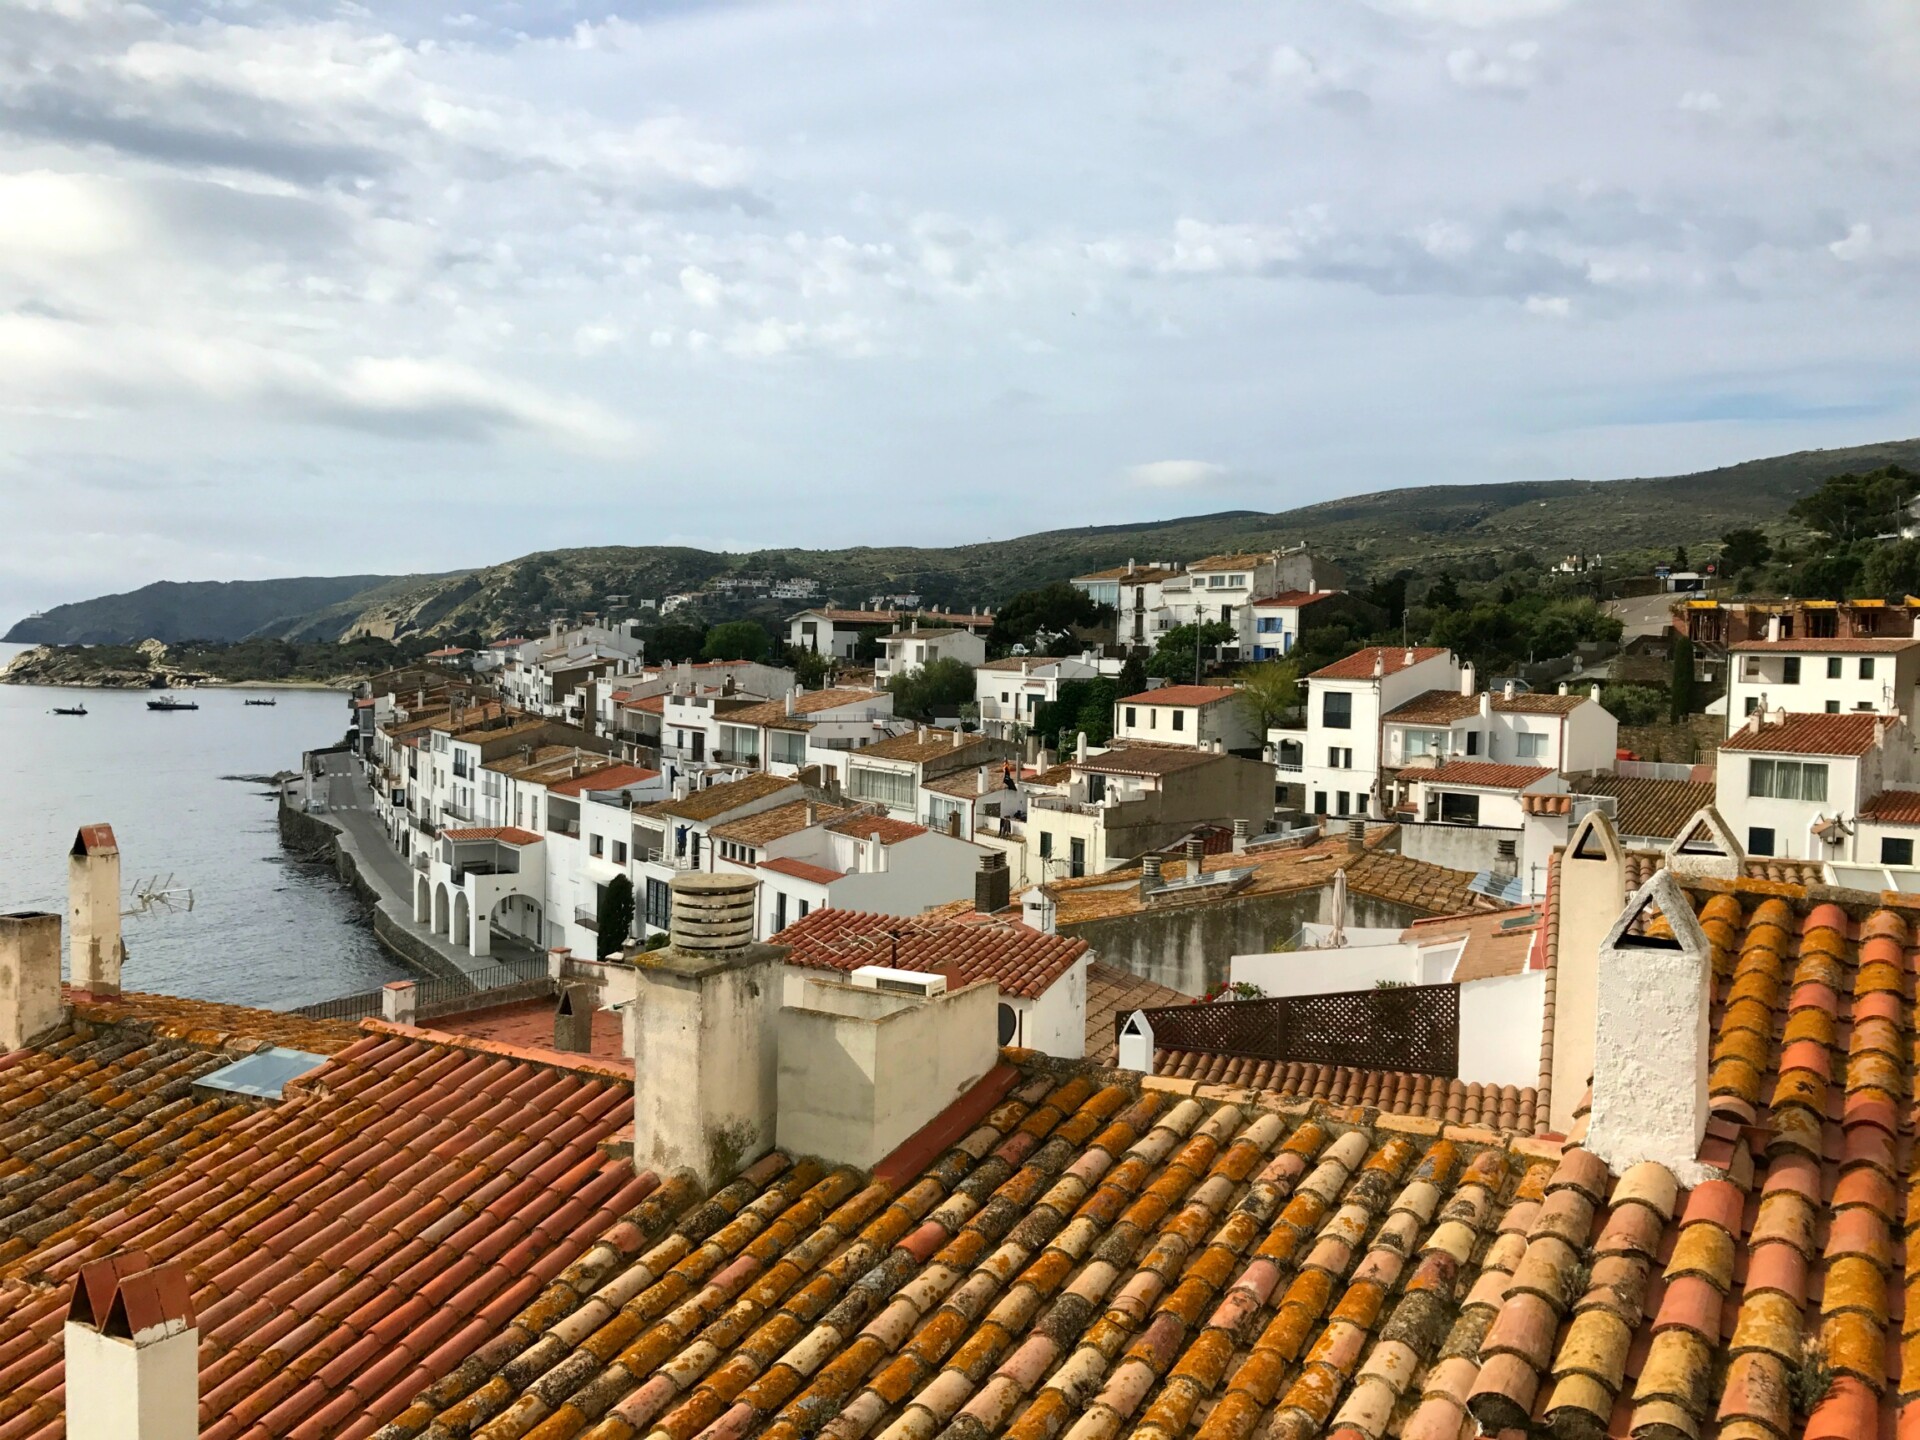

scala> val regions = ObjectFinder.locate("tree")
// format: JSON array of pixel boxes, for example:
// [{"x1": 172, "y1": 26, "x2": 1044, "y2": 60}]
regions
[
  {"x1": 1146, "y1": 620, "x2": 1234, "y2": 681},
  {"x1": 1235, "y1": 660, "x2": 1300, "y2": 733},
  {"x1": 649, "y1": 620, "x2": 706, "y2": 664},
  {"x1": 1116, "y1": 652, "x2": 1148, "y2": 698},
  {"x1": 1668, "y1": 634, "x2": 1696, "y2": 721},
  {"x1": 1673, "y1": 545, "x2": 1689, "y2": 570},
  {"x1": 887, "y1": 656, "x2": 976, "y2": 723},
  {"x1": 1600, "y1": 684, "x2": 1666, "y2": 727},
  {"x1": 1424, "y1": 572, "x2": 1463, "y2": 611},
  {"x1": 1864, "y1": 538, "x2": 1920, "y2": 601},
  {"x1": 988, "y1": 582, "x2": 1110, "y2": 652},
  {"x1": 595, "y1": 876, "x2": 634, "y2": 959},
  {"x1": 1797, "y1": 552, "x2": 1865, "y2": 602},
  {"x1": 786, "y1": 646, "x2": 831, "y2": 688},
  {"x1": 1789, "y1": 465, "x2": 1919, "y2": 544},
  {"x1": 1033, "y1": 678, "x2": 1120, "y2": 750},
  {"x1": 702, "y1": 620, "x2": 771, "y2": 663},
  {"x1": 1719, "y1": 527, "x2": 1772, "y2": 576}
]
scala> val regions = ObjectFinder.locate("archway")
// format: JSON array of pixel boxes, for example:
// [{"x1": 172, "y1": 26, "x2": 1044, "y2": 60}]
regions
[
  {"x1": 490, "y1": 894, "x2": 543, "y2": 950},
  {"x1": 414, "y1": 875, "x2": 430, "y2": 925},
  {"x1": 433, "y1": 883, "x2": 450, "y2": 936},
  {"x1": 452, "y1": 891, "x2": 471, "y2": 949}
]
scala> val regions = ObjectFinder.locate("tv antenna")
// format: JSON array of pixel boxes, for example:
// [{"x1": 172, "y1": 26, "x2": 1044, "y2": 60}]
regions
[{"x1": 123, "y1": 874, "x2": 195, "y2": 918}]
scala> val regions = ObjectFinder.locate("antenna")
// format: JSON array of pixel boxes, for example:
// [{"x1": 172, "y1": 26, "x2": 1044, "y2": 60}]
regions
[{"x1": 123, "y1": 873, "x2": 194, "y2": 918}]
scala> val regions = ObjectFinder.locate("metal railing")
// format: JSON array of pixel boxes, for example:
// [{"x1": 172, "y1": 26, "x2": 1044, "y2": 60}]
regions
[
  {"x1": 410, "y1": 850, "x2": 430, "y2": 872},
  {"x1": 574, "y1": 906, "x2": 600, "y2": 931},
  {"x1": 291, "y1": 958, "x2": 551, "y2": 1023}
]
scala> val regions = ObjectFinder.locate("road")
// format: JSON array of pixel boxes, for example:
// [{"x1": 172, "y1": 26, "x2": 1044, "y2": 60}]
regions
[
  {"x1": 1605, "y1": 591, "x2": 1678, "y2": 642},
  {"x1": 306, "y1": 750, "x2": 543, "y2": 983}
]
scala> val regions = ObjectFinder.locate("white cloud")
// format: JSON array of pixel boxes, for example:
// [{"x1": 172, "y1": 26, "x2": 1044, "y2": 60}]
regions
[
  {"x1": 1678, "y1": 90, "x2": 1722, "y2": 114},
  {"x1": 1830, "y1": 222, "x2": 1873, "y2": 262},
  {"x1": 1127, "y1": 460, "x2": 1227, "y2": 488},
  {"x1": 1365, "y1": 0, "x2": 1569, "y2": 25},
  {"x1": 679, "y1": 265, "x2": 726, "y2": 308},
  {"x1": 1525, "y1": 293, "x2": 1572, "y2": 318},
  {"x1": 1446, "y1": 42, "x2": 1540, "y2": 93}
]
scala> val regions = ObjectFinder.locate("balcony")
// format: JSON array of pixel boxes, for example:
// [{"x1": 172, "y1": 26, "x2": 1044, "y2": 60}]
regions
[
  {"x1": 410, "y1": 850, "x2": 430, "y2": 872},
  {"x1": 574, "y1": 906, "x2": 600, "y2": 932},
  {"x1": 443, "y1": 800, "x2": 475, "y2": 823},
  {"x1": 1031, "y1": 794, "x2": 1101, "y2": 817},
  {"x1": 549, "y1": 818, "x2": 581, "y2": 838}
]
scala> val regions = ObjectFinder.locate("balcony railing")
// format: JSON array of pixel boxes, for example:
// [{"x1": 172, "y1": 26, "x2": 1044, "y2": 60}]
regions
[
  {"x1": 443, "y1": 801, "x2": 474, "y2": 822},
  {"x1": 1276, "y1": 760, "x2": 1303, "y2": 774},
  {"x1": 549, "y1": 818, "x2": 581, "y2": 838},
  {"x1": 1031, "y1": 794, "x2": 1101, "y2": 817},
  {"x1": 410, "y1": 850, "x2": 430, "y2": 872},
  {"x1": 574, "y1": 906, "x2": 600, "y2": 931}
]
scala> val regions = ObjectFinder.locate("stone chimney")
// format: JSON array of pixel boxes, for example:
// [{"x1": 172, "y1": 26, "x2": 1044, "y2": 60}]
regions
[
  {"x1": 1, "y1": 912, "x2": 63, "y2": 1051},
  {"x1": 1184, "y1": 836, "x2": 1205, "y2": 875},
  {"x1": 553, "y1": 986, "x2": 592, "y2": 1053},
  {"x1": 1232, "y1": 818, "x2": 1249, "y2": 854},
  {"x1": 975, "y1": 852, "x2": 1011, "y2": 914},
  {"x1": 1584, "y1": 871, "x2": 1716, "y2": 1185},
  {"x1": 380, "y1": 980, "x2": 417, "y2": 1025},
  {"x1": 1549, "y1": 809, "x2": 1625, "y2": 1135},
  {"x1": 1459, "y1": 663, "x2": 1475, "y2": 697},
  {"x1": 1140, "y1": 854, "x2": 1162, "y2": 896},
  {"x1": 69, "y1": 825, "x2": 124, "y2": 999},
  {"x1": 63, "y1": 1253, "x2": 197, "y2": 1440},
  {"x1": 627, "y1": 874, "x2": 786, "y2": 1190},
  {"x1": 1347, "y1": 818, "x2": 1367, "y2": 853}
]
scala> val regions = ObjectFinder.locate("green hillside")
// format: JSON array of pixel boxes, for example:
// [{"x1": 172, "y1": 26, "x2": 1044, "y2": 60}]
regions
[{"x1": 2, "y1": 574, "x2": 427, "y2": 645}]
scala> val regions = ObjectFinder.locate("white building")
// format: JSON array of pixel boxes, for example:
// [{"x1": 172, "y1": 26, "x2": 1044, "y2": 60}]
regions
[
  {"x1": 788, "y1": 605, "x2": 994, "y2": 660},
  {"x1": 873, "y1": 625, "x2": 988, "y2": 684},
  {"x1": 1301, "y1": 646, "x2": 1462, "y2": 819},
  {"x1": 1380, "y1": 679, "x2": 1619, "y2": 789},
  {"x1": 1716, "y1": 709, "x2": 1913, "y2": 862},
  {"x1": 704, "y1": 686, "x2": 896, "y2": 778},
  {"x1": 1112, "y1": 684, "x2": 1260, "y2": 753},
  {"x1": 1406, "y1": 762, "x2": 1566, "y2": 830},
  {"x1": 1155, "y1": 549, "x2": 1345, "y2": 659},
  {"x1": 1246, "y1": 590, "x2": 1343, "y2": 661},
  {"x1": 1069, "y1": 561, "x2": 1186, "y2": 650},
  {"x1": 972, "y1": 655, "x2": 1105, "y2": 737},
  {"x1": 1724, "y1": 634, "x2": 1920, "y2": 732}
]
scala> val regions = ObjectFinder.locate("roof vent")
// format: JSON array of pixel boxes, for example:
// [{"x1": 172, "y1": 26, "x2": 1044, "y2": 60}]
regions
[{"x1": 849, "y1": 965, "x2": 948, "y2": 997}]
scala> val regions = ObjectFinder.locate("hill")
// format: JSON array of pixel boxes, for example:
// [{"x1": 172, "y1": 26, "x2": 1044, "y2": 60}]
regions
[
  {"x1": 3, "y1": 574, "x2": 446, "y2": 645},
  {"x1": 12, "y1": 439, "x2": 1918, "y2": 644}
]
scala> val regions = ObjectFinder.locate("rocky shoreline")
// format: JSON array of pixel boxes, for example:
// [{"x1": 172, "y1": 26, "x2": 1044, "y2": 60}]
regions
[{"x1": 0, "y1": 641, "x2": 359, "y2": 690}]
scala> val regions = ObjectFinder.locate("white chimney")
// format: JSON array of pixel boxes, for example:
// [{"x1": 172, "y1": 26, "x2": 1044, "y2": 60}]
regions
[
  {"x1": 1022, "y1": 887, "x2": 1057, "y2": 934},
  {"x1": 69, "y1": 825, "x2": 124, "y2": 999},
  {"x1": 1502, "y1": 680, "x2": 1516, "y2": 700},
  {"x1": 627, "y1": 874, "x2": 784, "y2": 1190},
  {"x1": 785, "y1": 689, "x2": 796, "y2": 717},
  {"x1": 1372, "y1": 653, "x2": 1385, "y2": 679},
  {"x1": 951, "y1": 729, "x2": 963, "y2": 749},
  {"x1": 1584, "y1": 871, "x2": 1717, "y2": 1186},
  {"x1": 1557, "y1": 682, "x2": 1569, "y2": 696},
  {"x1": 64, "y1": 1255, "x2": 198, "y2": 1440},
  {"x1": 977, "y1": 766, "x2": 991, "y2": 796},
  {"x1": 1479, "y1": 693, "x2": 1491, "y2": 720},
  {"x1": 1590, "y1": 683, "x2": 1602, "y2": 703},
  {"x1": 1075, "y1": 731, "x2": 1089, "y2": 763},
  {"x1": 0, "y1": 911, "x2": 63, "y2": 1050},
  {"x1": 1459, "y1": 663, "x2": 1475, "y2": 697},
  {"x1": 1767, "y1": 615, "x2": 1783, "y2": 642},
  {"x1": 1402, "y1": 648, "x2": 1415, "y2": 667}
]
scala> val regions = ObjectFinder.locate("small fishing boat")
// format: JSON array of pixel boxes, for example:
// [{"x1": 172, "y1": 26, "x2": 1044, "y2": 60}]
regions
[
  {"x1": 146, "y1": 694, "x2": 199, "y2": 712},
  {"x1": 51, "y1": 704, "x2": 87, "y2": 716},
  {"x1": 244, "y1": 697, "x2": 278, "y2": 707}
]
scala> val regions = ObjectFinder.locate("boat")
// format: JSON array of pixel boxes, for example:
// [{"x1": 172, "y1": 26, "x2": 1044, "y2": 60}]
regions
[
  {"x1": 146, "y1": 695, "x2": 199, "y2": 712},
  {"x1": 51, "y1": 704, "x2": 87, "y2": 717},
  {"x1": 244, "y1": 697, "x2": 278, "y2": 707}
]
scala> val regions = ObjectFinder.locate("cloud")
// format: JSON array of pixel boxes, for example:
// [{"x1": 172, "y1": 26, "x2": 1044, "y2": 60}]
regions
[
  {"x1": 1446, "y1": 42, "x2": 1540, "y2": 93},
  {"x1": 1524, "y1": 293, "x2": 1572, "y2": 318},
  {"x1": 1364, "y1": 0, "x2": 1570, "y2": 24},
  {"x1": 1127, "y1": 460, "x2": 1227, "y2": 488},
  {"x1": 1678, "y1": 90, "x2": 1722, "y2": 114},
  {"x1": 1830, "y1": 222, "x2": 1873, "y2": 262}
]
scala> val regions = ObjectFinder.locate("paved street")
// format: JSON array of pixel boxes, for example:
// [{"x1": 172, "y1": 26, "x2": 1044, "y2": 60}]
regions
[{"x1": 304, "y1": 751, "x2": 543, "y2": 984}]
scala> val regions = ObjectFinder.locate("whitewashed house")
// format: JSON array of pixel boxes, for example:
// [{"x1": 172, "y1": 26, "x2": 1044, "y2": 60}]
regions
[{"x1": 1300, "y1": 646, "x2": 1462, "y2": 820}]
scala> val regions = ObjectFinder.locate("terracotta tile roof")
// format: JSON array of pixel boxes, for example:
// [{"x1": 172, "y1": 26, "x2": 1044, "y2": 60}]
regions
[
  {"x1": 1076, "y1": 745, "x2": 1220, "y2": 777},
  {"x1": 546, "y1": 764, "x2": 659, "y2": 798},
  {"x1": 1382, "y1": 690, "x2": 1480, "y2": 724},
  {"x1": 1720, "y1": 710, "x2": 1893, "y2": 756},
  {"x1": 621, "y1": 694, "x2": 666, "y2": 715},
  {"x1": 647, "y1": 772, "x2": 799, "y2": 822},
  {"x1": 719, "y1": 688, "x2": 881, "y2": 728},
  {"x1": 774, "y1": 907, "x2": 1088, "y2": 998},
  {"x1": 432, "y1": 997, "x2": 626, "y2": 1059},
  {"x1": 1418, "y1": 761, "x2": 1554, "y2": 790},
  {"x1": 440, "y1": 826, "x2": 545, "y2": 846},
  {"x1": 0, "y1": 1017, "x2": 653, "y2": 1440},
  {"x1": 1311, "y1": 645, "x2": 1450, "y2": 680},
  {"x1": 69, "y1": 989, "x2": 365, "y2": 1054},
  {"x1": 1119, "y1": 684, "x2": 1240, "y2": 707},
  {"x1": 1153, "y1": 1052, "x2": 1540, "y2": 1129},
  {"x1": 424, "y1": 646, "x2": 469, "y2": 657},
  {"x1": 1495, "y1": 690, "x2": 1590, "y2": 713},
  {"x1": 850, "y1": 728, "x2": 993, "y2": 765},
  {"x1": 1189, "y1": 552, "x2": 1272, "y2": 570},
  {"x1": 825, "y1": 814, "x2": 929, "y2": 845},
  {"x1": 1729, "y1": 635, "x2": 1920, "y2": 652},
  {"x1": 1404, "y1": 904, "x2": 1543, "y2": 982},
  {"x1": 1523, "y1": 792, "x2": 1572, "y2": 816},
  {"x1": 1565, "y1": 771, "x2": 1717, "y2": 840},
  {"x1": 924, "y1": 768, "x2": 1012, "y2": 799},
  {"x1": 708, "y1": 799, "x2": 853, "y2": 847},
  {"x1": 1250, "y1": 589, "x2": 1342, "y2": 608},
  {"x1": 1082, "y1": 961, "x2": 1192, "y2": 1062},
  {"x1": 1072, "y1": 564, "x2": 1184, "y2": 582},
  {"x1": 757, "y1": 856, "x2": 846, "y2": 885},
  {"x1": 885, "y1": 626, "x2": 966, "y2": 639},
  {"x1": 1861, "y1": 788, "x2": 1920, "y2": 824}
]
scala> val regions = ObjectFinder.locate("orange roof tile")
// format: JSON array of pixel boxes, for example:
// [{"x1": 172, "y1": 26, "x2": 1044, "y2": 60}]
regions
[
  {"x1": 1419, "y1": 760, "x2": 1554, "y2": 789},
  {"x1": 441, "y1": 825, "x2": 545, "y2": 846},
  {"x1": 546, "y1": 763, "x2": 660, "y2": 797},
  {"x1": 757, "y1": 856, "x2": 846, "y2": 885},
  {"x1": 1720, "y1": 710, "x2": 1893, "y2": 756},
  {"x1": 774, "y1": 906, "x2": 1087, "y2": 998},
  {"x1": 1250, "y1": 589, "x2": 1341, "y2": 607},
  {"x1": 1730, "y1": 635, "x2": 1920, "y2": 652},
  {"x1": 1118, "y1": 684, "x2": 1240, "y2": 706},
  {"x1": 1311, "y1": 645, "x2": 1450, "y2": 679},
  {"x1": 825, "y1": 814, "x2": 929, "y2": 845},
  {"x1": 1861, "y1": 788, "x2": 1920, "y2": 824},
  {"x1": 850, "y1": 727, "x2": 995, "y2": 765},
  {"x1": 709, "y1": 799, "x2": 853, "y2": 846}
]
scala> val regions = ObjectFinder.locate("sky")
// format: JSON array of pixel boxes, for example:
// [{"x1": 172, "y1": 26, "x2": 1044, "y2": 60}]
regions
[{"x1": 4, "y1": 0, "x2": 1920, "y2": 620}]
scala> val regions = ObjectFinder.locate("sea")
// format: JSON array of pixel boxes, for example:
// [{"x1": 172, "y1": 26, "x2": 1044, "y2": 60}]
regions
[{"x1": 0, "y1": 641, "x2": 411, "y2": 1008}]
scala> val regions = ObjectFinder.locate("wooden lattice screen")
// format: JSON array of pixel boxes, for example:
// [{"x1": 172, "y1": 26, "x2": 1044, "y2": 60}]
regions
[{"x1": 1114, "y1": 982, "x2": 1460, "y2": 1079}]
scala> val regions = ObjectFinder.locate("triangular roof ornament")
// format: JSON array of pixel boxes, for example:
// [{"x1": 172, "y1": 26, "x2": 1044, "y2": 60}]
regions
[
  {"x1": 1665, "y1": 804, "x2": 1745, "y2": 879},
  {"x1": 1567, "y1": 807, "x2": 1622, "y2": 865},
  {"x1": 1116, "y1": 1010, "x2": 1156, "y2": 1075}
]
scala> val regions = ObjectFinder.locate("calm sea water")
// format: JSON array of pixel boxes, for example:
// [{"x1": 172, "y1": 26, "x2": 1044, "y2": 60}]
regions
[{"x1": 0, "y1": 641, "x2": 410, "y2": 1007}]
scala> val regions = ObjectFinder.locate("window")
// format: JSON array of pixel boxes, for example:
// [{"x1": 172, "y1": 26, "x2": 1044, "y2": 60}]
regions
[
  {"x1": 1125, "y1": 706, "x2": 1137, "y2": 727},
  {"x1": 1172, "y1": 710, "x2": 1185, "y2": 732},
  {"x1": 773, "y1": 891, "x2": 788, "y2": 932},
  {"x1": 1465, "y1": 731, "x2": 1480, "y2": 756},
  {"x1": 1748, "y1": 827, "x2": 1776, "y2": 857},
  {"x1": 612, "y1": 840, "x2": 627, "y2": 866},
  {"x1": 1744, "y1": 696, "x2": 1759, "y2": 716},
  {"x1": 1313, "y1": 791, "x2": 1328, "y2": 814},
  {"x1": 1328, "y1": 747, "x2": 1352, "y2": 769},
  {"x1": 1069, "y1": 837, "x2": 1086, "y2": 878},
  {"x1": 926, "y1": 796, "x2": 967, "y2": 833},
  {"x1": 1516, "y1": 733, "x2": 1547, "y2": 760},
  {"x1": 643, "y1": 878, "x2": 670, "y2": 929},
  {"x1": 1782, "y1": 657, "x2": 1801, "y2": 684},
  {"x1": 1747, "y1": 758, "x2": 1828, "y2": 801},
  {"x1": 591, "y1": 835, "x2": 605, "y2": 858},
  {"x1": 1828, "y1": 657, "x2": 1843, "y2": 679},
  {"x1": 797, "y1": 899, "x2": 809, "y2": 918},
  {"x1": 1862, "y1": 658, "x2": 1877, "y2": 680},
  {"x1": 769, "y1": 730, "x2": 807, "y2": 766},
  {"x1": 1086, "y1": 773, "x2": 1107, "y2": 803},
  {"x1": 1208, "y1": 574, "x2": 1227, "y2": 588},
  {"x1": 1322, "y1": 692, "x2": 1352, "y2": 730},
  {"x1": 1257, "y1": 617, "x2": 1283, "y2": 633},
  {"x1": 1826, "y1": 701, "x2": 1842, "y2": 714},
  {"x1": 1336, "y1": 791, "x2": 1351, "y2": 816},
  {"x1": 1437, "y1": 792, "x2": 1481, "y2": 825},
  {"x1": 1882, "y1": 837, "x2": 1915, "y2": 866},
  {"x1": 1038, "y1": 832, "x2": 1053, "y2": 859},
  {"x1": 849, "y1": 765, "x2": 917, "y2": 808},
  {"x1": 1404, "y1": 729, "x2": 1448, "y2": 758}
]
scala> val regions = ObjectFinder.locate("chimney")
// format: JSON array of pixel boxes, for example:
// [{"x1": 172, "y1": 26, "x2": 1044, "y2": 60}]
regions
[
  {"x1": 1767, "y1": 614, "x2": 1783, "y2": 642},
  {"x1": 1549, "y1": 809, "x2": 1625, "y2": 1134},
  {"x1": 1459, "y1": 663, "x2": 1475, "y2": 697},
  {"x1": 1075, "y1": 731, "x2": 1089, "y2": 763},
  {"x1": 1557, "y1": 682, "x2": 1569, "y2": 696},
  {"x1": 917, "y1": 726, "x2": 928, "y2": 743},
  {"x1": 975, "y1": 851, "x2": 1011, "y2": 914},
  {"x1": 553, "y1": 987, "x2": 592, "y2": 1053},
  {"x1": 1479, "y1": 692, "x2": 1491, "y2": 720},
  {"x1": 1140, "y1": 854, "x2": 1162, "y2": 896},
  {"x1": 1584, "y1": 871, "x2": 1717, "y2": 1186},
  {"x1": 1502, "y1": 680, "x2": 1516, "y2": 700},
  {"x1": 1347, "y1": 818, "x2": 1366, "y2": 853},
  {"x1": 1232, "y1": 818, "x2": 1249, "y2": 854},
  {"x1": 977, "y1": 765, "x2": 990, "y2": 796},
  {"x1": 380, "y1": 980, "x2": 418, "y2": 1026},
  {"x1": 1185, "y1": 836, "x2": 1205, "y2": 876},
  {"x1": 1128, "y1": 558, "x2": 1137, "y2": 576},
  {"x1": 805, "y1": 801, "x2": 819, "y2": 826},
  {"x1": 1590, "y1": 683, "x2": 1602, "y2": 703},
  {"x1": 1372, "y1": 653, "x2": 1385, "y2": 679},
  {"x1": 945, "y1": 809, "x2": 961, "y2": 837},
  {"x1": 951, "y1": 729, "x2": 963, "y2": 749},
  {"x1": 1403, "y1": 648, "x2": 1415, "y2": 667},
  {"x1": 1022, "y1": 887, "x2": 1057, "y2": 934},
  {"x1": 627, "y1": 874, "x2": 784, "y2": 1190},
  {"x1": 63, "y1": 1254, "x2": 197, "y2": 1440},
  {"x1": 0, "y1": 912, "x2": 63, "y2": 1050},
  {"x1": 69, "y1": 825, "x2": 124, "y2": 999}
]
